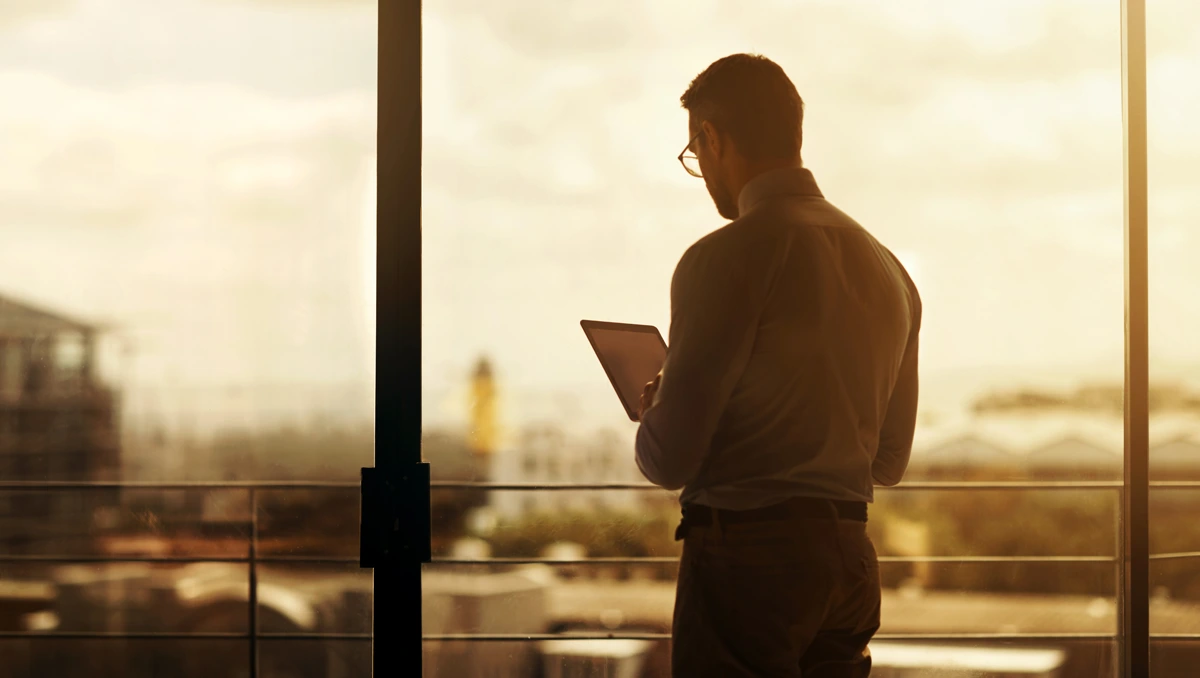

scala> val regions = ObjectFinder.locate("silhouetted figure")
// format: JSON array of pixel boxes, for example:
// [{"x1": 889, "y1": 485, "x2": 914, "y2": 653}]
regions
[{"x1": 635, "y1": 54, "x2": 922, "y2": 677}]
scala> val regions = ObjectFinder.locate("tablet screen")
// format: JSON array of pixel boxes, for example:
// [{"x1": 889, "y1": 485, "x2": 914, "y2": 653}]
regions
[{"x1": 581, "y1": 320, "x2": 667, "y2": 422}]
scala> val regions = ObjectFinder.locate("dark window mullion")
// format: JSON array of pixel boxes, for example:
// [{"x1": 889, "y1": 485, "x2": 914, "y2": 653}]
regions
[
  {"x1": 375, "y1": 0, "x2": 425, "y2": 676},
  {"x1": 1120, "y1": 0, "x2": 1150, "y2": 676}
]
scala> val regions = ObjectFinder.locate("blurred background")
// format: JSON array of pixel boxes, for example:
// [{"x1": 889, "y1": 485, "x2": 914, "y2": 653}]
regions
[{"x1": 0, "y1": 0, "x2": 1198, "y2": 676}]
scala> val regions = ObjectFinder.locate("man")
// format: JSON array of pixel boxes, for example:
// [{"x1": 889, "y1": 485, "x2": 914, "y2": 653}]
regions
[{"x1": 635, "y1": 54, "x2": 921, "y2": 677}]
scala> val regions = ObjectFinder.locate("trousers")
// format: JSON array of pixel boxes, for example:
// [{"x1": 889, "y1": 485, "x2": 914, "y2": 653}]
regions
[{"x1": 671, "y1": 506, "x2": 881, "y2": 677}]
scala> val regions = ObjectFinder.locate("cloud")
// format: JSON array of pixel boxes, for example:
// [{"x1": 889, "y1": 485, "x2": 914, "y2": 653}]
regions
[
  {"x1": 420, "y1": 0, "x2": 1200, "y2": 238},
  {"x1": 414, "y1": 0, "x2": 1200, "y2": 396},
  {"x1": 430, "y1": 0, "x2": 657, "y2": 58},
  {"x1": 0, "y1": 0, "x2": 74, "y2": 29},
  {"x1": 0, "y1": 71, "x2": 375, "y2": 390},
  {"x1": 0, "y1": 0, "x2": 375, "y2": 97}
]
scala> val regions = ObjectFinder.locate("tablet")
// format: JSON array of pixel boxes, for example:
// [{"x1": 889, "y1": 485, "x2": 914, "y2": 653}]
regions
[{"x1": 581, "y1": 320, "x2": 668, "y2": 422}]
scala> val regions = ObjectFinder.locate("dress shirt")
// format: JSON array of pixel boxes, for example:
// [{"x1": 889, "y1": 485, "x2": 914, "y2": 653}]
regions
[{"x1": 635, "y1": 167, "x2": 921, "y2": 510}]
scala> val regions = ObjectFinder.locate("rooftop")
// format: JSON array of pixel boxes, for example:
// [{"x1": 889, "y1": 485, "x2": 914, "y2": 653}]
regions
[{"x1": 0, "y1": 293, "x2": 94, "y2": 337}]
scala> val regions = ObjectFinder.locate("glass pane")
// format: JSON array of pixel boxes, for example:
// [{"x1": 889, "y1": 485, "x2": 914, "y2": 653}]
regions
[
  {"x1": 1148, "y1": 1, "x2": 1200, "y2": 673},
  {"x1": 1151, "y1": 641, "x2": 1200, "y2": 678},
  {"x1": 0, "y1": 0, "x2": 376, "y2": 675},
  {"x1": 423, "y1": 0, "x2": 1123, "y2": 675}
]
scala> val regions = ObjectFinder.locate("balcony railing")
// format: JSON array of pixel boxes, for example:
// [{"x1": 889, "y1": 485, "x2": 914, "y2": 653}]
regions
[
  {"x1": 0, "y1": 477, "x2": 1197, "y2": 674},
  {"x1": 0, "y1": 479, "x2": 368, "y2": 678},
  {"x1": 424, "y1": 479, "x2": 1200, "y2": 646}
]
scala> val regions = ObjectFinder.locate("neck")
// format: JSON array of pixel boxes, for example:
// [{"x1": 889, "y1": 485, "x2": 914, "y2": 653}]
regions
[{"x1": 729, "y1": 158, "x2": 802, "y2": 203}]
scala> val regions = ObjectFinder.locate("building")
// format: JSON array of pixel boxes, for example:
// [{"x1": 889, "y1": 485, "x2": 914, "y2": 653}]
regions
[
  {"x1": 490, "y1": 425, "x2": 645, "y2": 519},
  {"x1": 908, "y1": 415, "x2": 1200, "y2": 480},
  {"x1": 1027, "y1": 434, "x2": 1122, "y2": 480},
  {"x1": 0, "y1": 293, "x2": 120, "y2": 555},
  {"x1": 907, "y1": 432, "x2": 1023, "y2": 480},
  {"x1": 1150, "y1": 434, "x2": 1200, "y2": 480}
]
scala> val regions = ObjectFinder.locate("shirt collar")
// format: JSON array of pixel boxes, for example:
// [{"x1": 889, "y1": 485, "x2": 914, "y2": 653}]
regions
[{"x1": 736, "y1": 167, "x2": 824, "y2": 216}]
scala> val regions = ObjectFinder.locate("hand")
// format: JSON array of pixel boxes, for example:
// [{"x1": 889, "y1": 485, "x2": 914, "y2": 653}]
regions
[{"x1": 638, "y1": 372, "x2": 662, "y2": 421}]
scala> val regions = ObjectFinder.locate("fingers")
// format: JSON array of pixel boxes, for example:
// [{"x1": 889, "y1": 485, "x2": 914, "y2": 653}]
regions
[{"x1": 638, "y1": 379, "x2": 658, "y2": 420}]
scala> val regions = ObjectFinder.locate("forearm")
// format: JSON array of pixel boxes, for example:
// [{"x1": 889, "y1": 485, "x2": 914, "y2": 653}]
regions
[
  {"x1": 634, "y1": 416, "x2": 701, "y2": 491},
  {"x1": 874, "y1": 336, "x2": 919, "y2": 486},
  {"x1": 872, "y1": 449, "x2": 910, "y2": 487}
]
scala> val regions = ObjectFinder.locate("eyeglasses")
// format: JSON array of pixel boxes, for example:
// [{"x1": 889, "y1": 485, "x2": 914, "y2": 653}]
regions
[{"x1": 678, "y1": 132, "x2": 702, "y2": 178}]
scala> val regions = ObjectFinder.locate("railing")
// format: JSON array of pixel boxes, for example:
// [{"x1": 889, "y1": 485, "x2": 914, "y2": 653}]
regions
[
  {"x1": 423, "y1": 479, "x2": 1200, "y2": 647},
  {"x1": 1, "y1": 478, "x2": 1199, "y2": 674},
  {"x1": 0, "y1": 480, "x2": 367, "y2": 678}
]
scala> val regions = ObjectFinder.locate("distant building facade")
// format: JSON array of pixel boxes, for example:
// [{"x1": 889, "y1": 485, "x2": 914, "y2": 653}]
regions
[
  {"x1": 906, "y1": 416, "x2": 1200, "y2": 481},
  {"x1": 0, "y1": 294, "x2": 120, "y2": 554},
  {"x1": 489, "y1": 425, "x2": 644, "y2": 519}
]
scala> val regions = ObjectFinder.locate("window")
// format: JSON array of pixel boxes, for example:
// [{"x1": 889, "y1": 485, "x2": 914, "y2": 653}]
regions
[
  {"x1": 1147, "y1": 0, "x2": 1200, "y2": 673},
  {"x1": 0, "y1": 1, "x2": 375, "y2": 675},
  {"x1": 418, "y1": 1, "x2": 1160, "y2": 676},
  {"x1": 0, "y1": 1, "x2": 1169, "y2": 675}
]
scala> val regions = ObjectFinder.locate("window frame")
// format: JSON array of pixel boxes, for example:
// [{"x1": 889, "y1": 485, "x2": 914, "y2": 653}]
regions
[
  {"x1": 378, "y1": 0, "x2": 1158, "y2": 675},
  {"x1": 1119, "y1": 0, "x2": 1150, "y2": 674},
  {"x1": 374, "y1": 1, "x2": 425, "y2": 676}
]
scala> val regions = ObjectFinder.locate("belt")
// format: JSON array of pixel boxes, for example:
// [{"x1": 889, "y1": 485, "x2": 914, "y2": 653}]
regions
[{"x1": 675, "y1": 496, "x2": 867, "y2": 540}]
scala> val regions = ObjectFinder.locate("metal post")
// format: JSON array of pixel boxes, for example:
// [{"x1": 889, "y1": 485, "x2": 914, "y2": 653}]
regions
[
  {"x1": 375, "y1": 0, "x2": 425, "y2": 676},
  {"x1": 1120, "y1": 0, "x2": 1150, "y2": 676},
  {"x1": 249, "y1": 488, "x2": 260, "y2": 678},
  {"x1": 1115, "y1": 485, "x2": 1126, "y2": 678}
]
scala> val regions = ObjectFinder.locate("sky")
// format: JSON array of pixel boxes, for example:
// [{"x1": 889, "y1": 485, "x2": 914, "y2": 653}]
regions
[{"x1": 1, "y1": 0, "x2": 1198, "y2": 434}]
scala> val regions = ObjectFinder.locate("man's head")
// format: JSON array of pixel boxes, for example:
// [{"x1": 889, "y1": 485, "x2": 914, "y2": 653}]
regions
[{"x1": 679, "y1": 54, "x2": 805, "y2": 219}]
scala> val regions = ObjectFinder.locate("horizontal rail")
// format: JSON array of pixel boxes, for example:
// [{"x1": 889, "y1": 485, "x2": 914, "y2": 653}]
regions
[
  {"x1": 430, "y1": 480, "x2": 1126, "y2": 491},
  {"x1": 1149, "y1": 551, "x2": 1200, "y2": 561},
  {"x1": 0, "y1": 632, "x2": 371, "y2": 640},
  {"x1": 2, "y1": 628, "x2": 1171, "y2": 638},
  {"x1": 0, "y1": 481, "x2": 358, "y2": 491},
  {"x1": 1147, "y1": 481, "x2": 1200, "y2": 489},
  {"x1": 0, "y1": 554, "x2": 1117, "y2": 565},
  {"x1": 882, "y1": 555, "x2": 1116, "y2": 564},
  {"x1": 426, "y1": 555, "x2": 1116, "y2": 565},
  {"x1": 0, "y1": 479, "x2": 1193, "y2": 491},
  {"x1": 15, "y1": 631, "x2": 1200, "y2": 643},
  {"x1": 0, "y1": 632, "x2": 247, "y2": 640},
  {"x1": 421, "y1": 632, "x2": 1120, "y2": 642},
  {"x1": 0, "y1": 628, "x2": 1195, "y2": 638},
  {"x1": 0, "y1": 555, "x2": 359, "y2": 564}
]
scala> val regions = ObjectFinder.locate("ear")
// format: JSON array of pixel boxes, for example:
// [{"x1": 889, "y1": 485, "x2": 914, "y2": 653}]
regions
[{"x1": 700, "y1": 120, "x2": 723, "y2": 158}]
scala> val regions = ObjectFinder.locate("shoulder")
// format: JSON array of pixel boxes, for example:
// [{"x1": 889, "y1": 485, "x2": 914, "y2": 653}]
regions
[
  {"x1": 670, "y1": 219, "x2": 784, "y2": 300},
  {"x1": 878, "y1": 245, "x2": 923, "y2": 320},
  {"x1": 679, "y1": 212, "x2": 782, "y2": 269}
]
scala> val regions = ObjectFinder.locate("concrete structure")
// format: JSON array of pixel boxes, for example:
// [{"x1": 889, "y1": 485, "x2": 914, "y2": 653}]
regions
[{"x1": 0, "y1": 293, "x2": 120, "y2": 555}]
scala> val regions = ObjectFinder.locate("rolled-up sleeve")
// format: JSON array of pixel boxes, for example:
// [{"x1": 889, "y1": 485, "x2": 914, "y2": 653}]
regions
[{"x1": 635, "y1": 237, "x2": 775, "y2": 490}]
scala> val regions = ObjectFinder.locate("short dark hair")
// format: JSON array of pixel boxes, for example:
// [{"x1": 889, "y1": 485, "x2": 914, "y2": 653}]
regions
[{"x1": 680, "y1": 53, "x2": 804, "y2": 162}]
